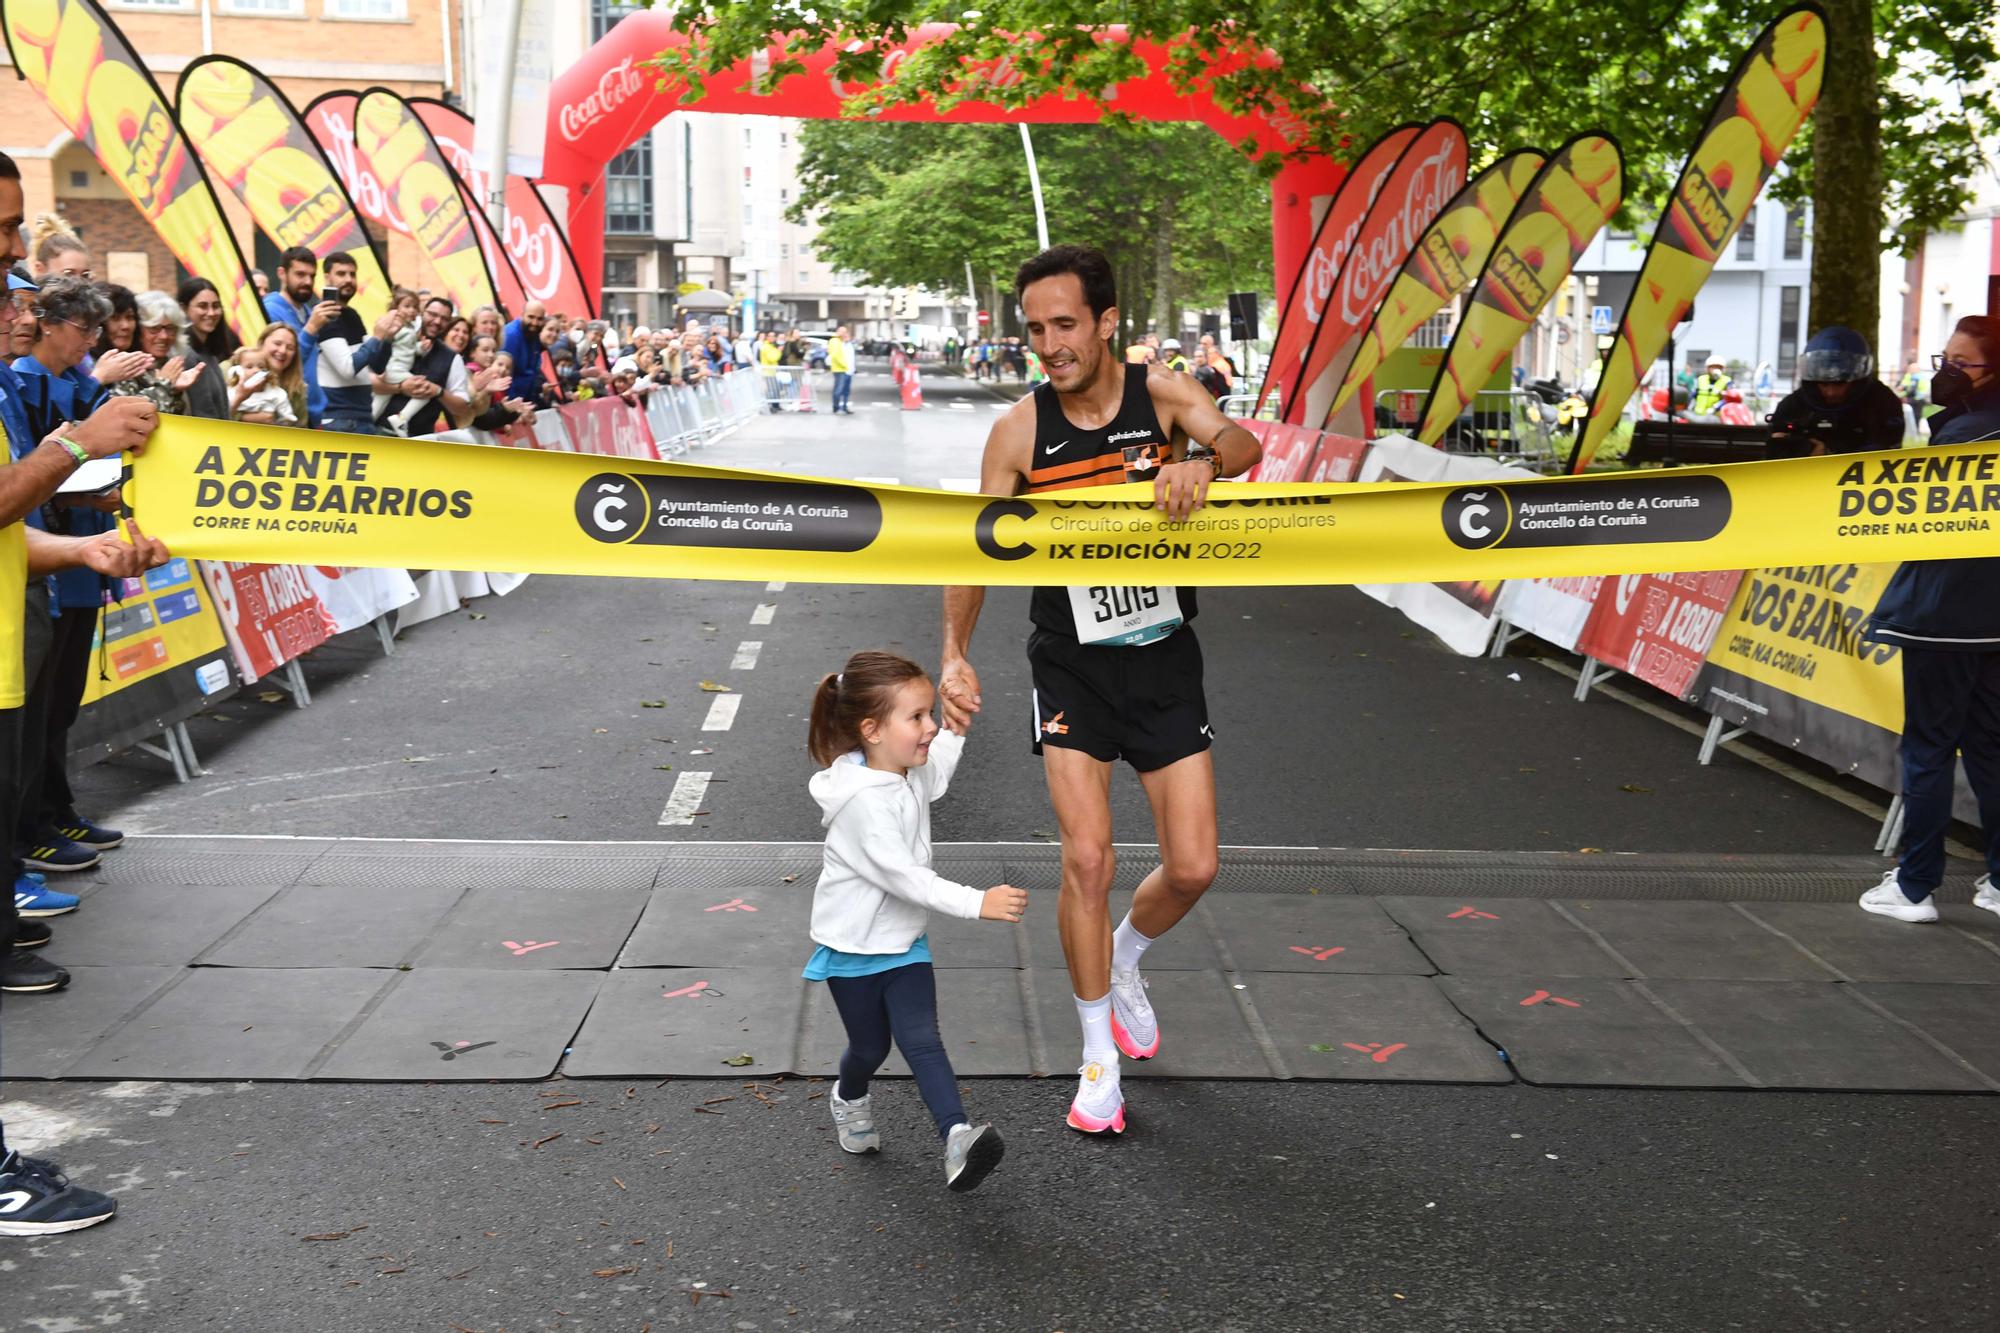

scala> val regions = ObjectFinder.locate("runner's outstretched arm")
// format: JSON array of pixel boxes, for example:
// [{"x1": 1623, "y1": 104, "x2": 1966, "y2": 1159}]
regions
[{"x1": 941, "y1": 404, "x2": 1034, "y2": 733}]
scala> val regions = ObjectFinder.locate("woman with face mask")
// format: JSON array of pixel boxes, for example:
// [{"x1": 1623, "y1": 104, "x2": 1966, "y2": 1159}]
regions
[{"x1": 1860, "y1": 315, "x2": 2000, "y2": 928}]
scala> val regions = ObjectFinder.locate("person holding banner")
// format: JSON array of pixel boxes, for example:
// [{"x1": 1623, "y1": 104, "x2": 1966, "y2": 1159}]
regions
[
  {"x1": 0, "y1": 144, "x2": 172, "y2": 1236},
  {"x1": 1861, "y1": 315, "x2": 2000, "y2": 925},
  {"x1": 939, "y1": 244, "x2": 1262, "y2": 1134}
]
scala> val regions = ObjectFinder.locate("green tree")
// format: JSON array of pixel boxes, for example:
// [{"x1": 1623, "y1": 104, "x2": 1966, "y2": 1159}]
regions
[
  {"x1": 790, "y1": 119, "x2": 1272, "y2": 343},
  {"x1": 651, "y1": 1, "x2": 1996, "y2": 357}
]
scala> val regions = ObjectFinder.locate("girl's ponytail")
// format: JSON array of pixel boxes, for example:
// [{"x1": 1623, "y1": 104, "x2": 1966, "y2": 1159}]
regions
[{"x1": 806, "y1": 672, "x2": 845, "y2": 767}]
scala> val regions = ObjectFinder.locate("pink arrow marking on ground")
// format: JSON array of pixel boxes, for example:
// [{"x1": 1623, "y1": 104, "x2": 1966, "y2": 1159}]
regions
[
  {"x1": 502, "y1": 940, "x2": 561, "y2": 956},
  {"x1": 662, "y1": 981, "x2": 713, "y2": 999},
  {"x1": 1343, "y1": 1041, "x2": 1409, "y2": 1063},
  {"x1": 1520, "y1": 990, "x2": 1582, "y2": 1008},
  {"x1": 1448, "y1": 906, "x2": 1501, "y2": 920},
  {"x1": 1289, "y1": 945, "x2": 1347, "y2": 961},
  {"x1": 704, "y1": 898, "x2": 759, "y2": 913}
]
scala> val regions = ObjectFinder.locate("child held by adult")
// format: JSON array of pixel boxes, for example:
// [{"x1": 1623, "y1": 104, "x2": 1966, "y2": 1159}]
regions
[{"x1": 804, "y1": 651, "x2": 1025, "y2": 1192}]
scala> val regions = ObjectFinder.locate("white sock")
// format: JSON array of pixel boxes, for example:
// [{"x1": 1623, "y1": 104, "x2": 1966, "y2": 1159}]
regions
[
  {"x1": 1111, "y1": 912, "x2": 1156, "y2": 974},
  {"x1": 1075, "y1": 993, "x2": 1118, "y2": 1066}
]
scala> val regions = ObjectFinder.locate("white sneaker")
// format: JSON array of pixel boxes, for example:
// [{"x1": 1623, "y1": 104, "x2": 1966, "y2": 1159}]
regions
[
  {"x1": 1066, "y1": 1060, "x2": 1125, "y2": 1135},
  {"x1": 1859, "y1": 870, "x2": 1938, "y2": 923},
  {"x1": 943, "y1": 1122, "x2": 1005, "y2": 1192},
  {"x1": 1109, "y1": 967, "x2": 1159, "y2": 1060},
  {"x1": 830, "y1": 1091, "x2": 879, "y2": 1154},
  {"x1": 1974, "y1": 874, "x2": 2000, "y2": 920}
]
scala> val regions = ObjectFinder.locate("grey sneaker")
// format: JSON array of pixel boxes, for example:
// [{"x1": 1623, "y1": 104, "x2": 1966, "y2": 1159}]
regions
[
  {"x1": 830, "y1": 1091, "x2": 879, "y2": 1154},
  {"x1": 1975, "y1": 875, "x2": 2000, "y2": 920},
  {"x1": 944, "y1": 1122, "x2": 1005, "y2": 1193}
]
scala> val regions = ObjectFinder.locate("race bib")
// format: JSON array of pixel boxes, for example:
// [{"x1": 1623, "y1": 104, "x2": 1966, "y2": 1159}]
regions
[{"x1": 1068, "y1": 584, "x2": 1183, "y2": 647}]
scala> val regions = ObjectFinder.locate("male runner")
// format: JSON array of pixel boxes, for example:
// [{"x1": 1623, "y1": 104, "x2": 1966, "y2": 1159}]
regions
[{"x1": 939, "y1": 244, "x2": 1262, "y2": 1133}]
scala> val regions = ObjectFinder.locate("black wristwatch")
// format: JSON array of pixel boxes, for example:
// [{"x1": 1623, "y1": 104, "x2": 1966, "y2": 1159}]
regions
[{"x1": 1184, "y1": 443, "x2": 1223, "y2": 478}]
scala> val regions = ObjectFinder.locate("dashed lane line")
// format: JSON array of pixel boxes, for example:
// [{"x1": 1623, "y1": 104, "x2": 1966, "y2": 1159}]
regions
[
  {"x1": 702, "y1": 693, "x2": 742, "y2": 731},
  {"x1": 766, "y1": 581, "x2": 786, "y2": 592},
  {"x1": 731, "y1": 640, "x2": 763, "y2": 670},
  {"x1": 751, "y1": 603, "x2": 776, "y2": 625},
  {"x1": 658, "y1": 770, "x2": 713, "y2": 825}
]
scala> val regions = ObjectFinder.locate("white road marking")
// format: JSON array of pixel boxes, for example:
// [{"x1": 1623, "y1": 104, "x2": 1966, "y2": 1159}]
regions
[
  {"x1": 702, "y1": 693, "x2": 742, "y2": 731},
  {"x1": 731, "y1": 640, "x2": 763, "y2": 670},
  {"x1": 751, "y1": 603, "x2": 776, "y2": 625},
  {"x1": 948, "y1": 402, "x2": 974, "y2": 411},
  {"x1": 939, "y1": 478, "x2": 981, "y2": 493},
  {"x1": 766, "y1": 581, "x2": 786, "y2": 592},
  {"x1": 658, "y1": 771, "x2": 713, "y2": 825}
]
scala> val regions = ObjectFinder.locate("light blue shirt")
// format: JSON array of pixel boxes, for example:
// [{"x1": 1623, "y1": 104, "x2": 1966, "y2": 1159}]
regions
[{"x1": 802, "y1": 933, "x2": 932, "y2": 981}]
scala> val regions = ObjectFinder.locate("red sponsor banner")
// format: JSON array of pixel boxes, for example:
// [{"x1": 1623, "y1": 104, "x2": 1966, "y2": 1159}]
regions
[
  {"x1": 175, "y1": 57, "x2": 391, "y2": 324},
  {"x1": 1244, "y1": 422, "x2": 1320, "y2": 483},
  {"x1": 200, "y1": 560, "x2": 338, "y2": 683},
  {"x1": 562, "y1": 395, "x2": 658, "y2": 460},
  {"x1": 1256, "y1": 124, "x2": 1424, "y2": 423},
  {"x1": 351, "y1": 88, "x2": 502, "y2": 317},
  {"x1": 1416, "y1": 133, "x2": 1623, "y2": 446},
  {"x1": 1576, "y1": 570, "x2": 1745, "y2": 700},
  {"x1": 406, "y1": 98, "x2": 596, "y2": 319},
  {"x1": 1291, "y1": 121, "x2": 1469, "y2": 432},
  {"x1": 1571, "y1": 7, "x2": 1825, "y2": 470},
  {"x1": 1303, "y1": 434, "x2": 1369, "y2": 483},
  {"x1": 2, "y1": 0, "x2": 264, "y2": 338}
]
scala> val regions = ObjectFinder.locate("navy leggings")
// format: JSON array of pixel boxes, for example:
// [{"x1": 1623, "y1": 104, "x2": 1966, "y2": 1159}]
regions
[{"x1": 825, "y1": 963, "x2": 967, "y2": 1140}]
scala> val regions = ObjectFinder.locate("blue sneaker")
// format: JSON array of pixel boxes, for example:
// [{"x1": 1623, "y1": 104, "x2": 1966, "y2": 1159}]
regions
[
  {"x1": 14, "y1": 875, "x2": 79, "y2": 918},
  {"x1": 53, "y1": 817, "x2": 122, "y2": 851},
  {"x1": 19, "y1": 835, "x2": 100, "y2": 873}
]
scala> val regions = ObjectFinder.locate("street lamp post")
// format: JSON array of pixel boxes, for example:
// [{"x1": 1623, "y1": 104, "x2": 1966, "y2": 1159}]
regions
[
  {"x1": 1019, "y1": 124, "x2": 1049, "y2": 252},
  {"x1": 480, "y1": 0, "x2": 526, "y2": 240}
]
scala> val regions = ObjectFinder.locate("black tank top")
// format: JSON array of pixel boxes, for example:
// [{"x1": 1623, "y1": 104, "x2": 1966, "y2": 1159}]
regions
[{"x1": 1023, "y1": 365, "x2": 1199, "y2": 638}]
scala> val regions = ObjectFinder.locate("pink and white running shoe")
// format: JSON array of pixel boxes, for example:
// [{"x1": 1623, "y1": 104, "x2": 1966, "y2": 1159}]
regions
[
  {"x1": 1066, "y1": 1061, "x2": 1126, "y2": 1135},
  {"x1": 1109, "y1": 967, "x2": 1159, "y2": 1060}
]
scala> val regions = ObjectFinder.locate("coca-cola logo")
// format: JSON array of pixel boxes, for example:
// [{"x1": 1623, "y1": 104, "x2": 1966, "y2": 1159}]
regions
[
  {"x1": 313, "y1": 106, "x2": 408, "y2": 234},
  {"x1": 1338, "y1": 139, "x2": 1465, "y2": 327},
  {"x1": 430, "y1": 126, "x2": 567, "y2": 305},
  {"x1": 559, "y1": 56, "x2": 646, "y2": 143},
  {"x1": 1300, "y1": 159, "x2": 1398, "y2": 325}
]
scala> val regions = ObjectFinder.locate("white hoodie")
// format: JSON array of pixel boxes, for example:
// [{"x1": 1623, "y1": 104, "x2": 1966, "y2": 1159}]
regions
[{"x1": 808, "y1": 729, "x2": 984, "y2": 953}]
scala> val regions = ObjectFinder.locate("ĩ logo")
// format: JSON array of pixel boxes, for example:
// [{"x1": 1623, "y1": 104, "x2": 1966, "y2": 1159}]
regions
[
  {"x1": 576, "y1": 474, "x2": 647, "y2": 544},
  {"x1": 1441, "y1": 487, "x2": 1511, "y2": 550}
]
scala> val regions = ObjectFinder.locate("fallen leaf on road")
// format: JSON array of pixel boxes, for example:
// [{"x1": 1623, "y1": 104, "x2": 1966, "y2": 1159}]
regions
[
  {"x1": 1308, "y1": 1043, "x2": 1335, "y2": 1053},
  {"x1": 257, "y1": 691, "x2": 284, "y2": 703},
  {"x1": 781, "y1": 874, "x2": 798, "y2": 883},
  {"x1": 613, "y1": 1177, "x2": 627, "y2": 1191},
  {"x1": 655, "y1": 765, "x2": 674, "y2": 771},
  {"x1": 641, "y1": 700, "x2": 667, "y2": 709},
  {"x1": 689, "y1": 747, "x2": 713, "y2": 756},
  {"x1": 301, "y1": 1232, "x2": 350, "y2": 1242},
  {"x1": 543, "y1": 1098, "x2": 582, "y2": 1109},
  {"x1": 467, "y1": 612, "x2": 486, "y2": 620},
  {"x1": 594, "y1": 1266, "x2": 639, "y2": 1278},
  {"x1": 528, "y1": 1132, "x2": 563, "y2": 1149},
  {"x1": 699, "y1": 681, "x2": 732, "y2": 692},
  {"x1": 1620, "y1": 783, "x2": 1652, "y2": 794}
]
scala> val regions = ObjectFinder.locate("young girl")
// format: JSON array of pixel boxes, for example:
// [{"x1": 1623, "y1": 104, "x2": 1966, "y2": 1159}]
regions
[{"x1": 806, "y1": 651, "x2": 1027, "y2": 1193}]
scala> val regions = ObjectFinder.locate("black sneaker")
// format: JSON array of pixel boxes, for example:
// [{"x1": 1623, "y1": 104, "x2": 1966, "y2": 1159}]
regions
[
  {"x1": 1, "y1": 951, "x2": 70, "y2": 994},
  {"x1": 18, "y1": 835, "x2": 101, "y2": 873},
  {"x1": 13, "y1": 918, "x2": 52, "y2": 950},
  {"x1": 0, "y1": 1151, "x2": 117, "y2": 1235},
  {"x1": 54, "y1": 817, "x2": 123, "y2": 851}
]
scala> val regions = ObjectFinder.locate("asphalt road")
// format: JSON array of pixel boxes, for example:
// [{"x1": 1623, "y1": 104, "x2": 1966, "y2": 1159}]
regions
[{"x1": 8, "y1": 359, "x2": 1994, "y2": 1333}]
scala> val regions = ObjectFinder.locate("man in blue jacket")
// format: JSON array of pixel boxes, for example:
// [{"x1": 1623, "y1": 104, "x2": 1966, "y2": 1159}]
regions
[
  {"x1": 261, "y1": 245, "x2": 339, "y2": 428},
  {"x1": 503, "y1": 302, "x2": 546, "y2": 406},
  {"x1": 1861, "y1": 314, "x2": 2000, "y2": 923}
]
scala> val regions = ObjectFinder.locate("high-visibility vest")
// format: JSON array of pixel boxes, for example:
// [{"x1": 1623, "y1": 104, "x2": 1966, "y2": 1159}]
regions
[
  {"x1": 1165, "y1": 354, "x2": 1189, "y2": 373},
  {"x1": 1693, "y1": 372, "x2": 1729, "y2": 414}
]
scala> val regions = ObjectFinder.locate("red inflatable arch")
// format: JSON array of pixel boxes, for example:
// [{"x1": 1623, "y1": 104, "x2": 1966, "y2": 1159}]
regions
[{"x1": 540, "y1": 17, "x2": 1340, "y2": 319}]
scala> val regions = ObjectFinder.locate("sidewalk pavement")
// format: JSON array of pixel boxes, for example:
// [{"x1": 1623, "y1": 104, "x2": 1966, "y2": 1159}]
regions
[{"x1": 10, "y1": 838, "x2": 1999, "y2": 1094}]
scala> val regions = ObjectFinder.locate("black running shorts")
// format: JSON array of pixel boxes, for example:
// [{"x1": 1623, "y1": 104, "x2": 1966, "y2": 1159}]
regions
[{"x1": 1027, "y1": 625, "x2": 1212, "y2": 772}]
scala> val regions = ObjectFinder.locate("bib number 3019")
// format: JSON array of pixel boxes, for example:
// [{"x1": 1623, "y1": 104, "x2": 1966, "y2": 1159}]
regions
[{"x1": 1069, "y1": 584, "x2": 1183, "y2": 647}]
